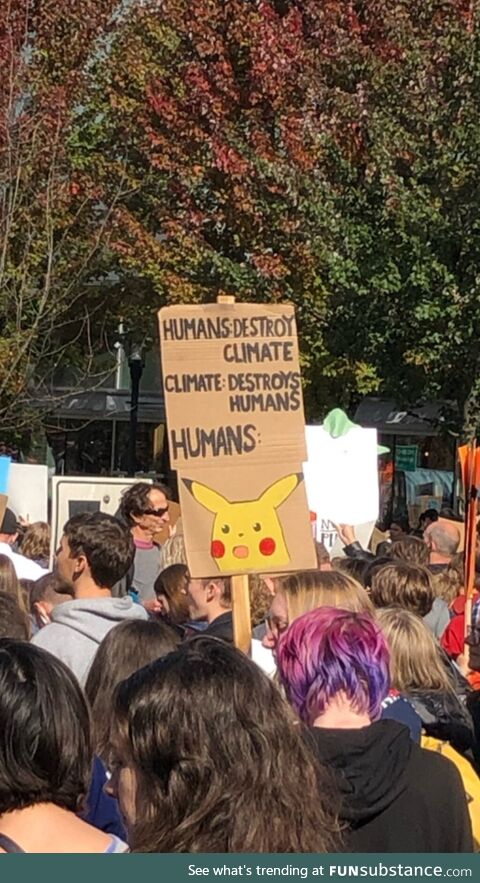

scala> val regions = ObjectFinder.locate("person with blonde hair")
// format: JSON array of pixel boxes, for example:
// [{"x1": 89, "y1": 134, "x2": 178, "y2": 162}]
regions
[
  {"x1": 263, "y1": 570, "x2": 422, "y2": 739},
  {"x1": 432, "y1": 553, "x2": 464, "y2": 606},
  {"x1": 377, "y1": 607, "x2": 474, "y2": 755},
  {"x1": 262, "y1": 570, "x2": 374, "y2": 651},
  {"x1": 19, "y1": 522, "x2": 50, "y2": 569}
]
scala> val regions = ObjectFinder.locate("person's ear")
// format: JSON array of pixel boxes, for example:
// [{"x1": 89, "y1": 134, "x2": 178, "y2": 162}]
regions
[
  {"x1": 7, "y1": 532, "x2": 18, "y2": 546},
  {"x1": 156, "y1": 595, "x2": 168, "y2": 614},
  {"x1": 205, "y1": 580, "x2": 217, "y2": 603},
  {"x1": 72, "y1": 553, "x2": 88, "y2": 580},
  {"x1": 262, "y1": 576, "x2": 277, "y2": 596},
  {"x1": 34, "y1": 601, "x2": 51, "y2": 627}
]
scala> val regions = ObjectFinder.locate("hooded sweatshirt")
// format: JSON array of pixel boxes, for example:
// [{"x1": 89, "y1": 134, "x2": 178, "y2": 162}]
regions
[
  {"x1": 32, "y1": 597, "x2": 148, "y2": 685},
  {"x1": 307, "y1": 719, "x2": 472, "y2": 852}
]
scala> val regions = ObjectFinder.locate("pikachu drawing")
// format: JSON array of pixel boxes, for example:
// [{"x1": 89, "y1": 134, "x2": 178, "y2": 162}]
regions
[{"x1": 183, "y1": 473, "x2": 301, "y2": 573}]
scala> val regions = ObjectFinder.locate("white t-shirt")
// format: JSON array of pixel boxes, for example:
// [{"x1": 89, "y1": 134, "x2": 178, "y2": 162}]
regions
[
  {"x1": 0, "y1": 543, "x2": 48, "y2": 580},
  {"x1": 251, "y1": 638, "x2": 277, "y2": 678}
]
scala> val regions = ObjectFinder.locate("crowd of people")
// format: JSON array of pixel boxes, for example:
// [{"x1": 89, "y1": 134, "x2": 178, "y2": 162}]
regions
[{"x1": 0, "y1": 482, "x2": 478, "y2": 853}]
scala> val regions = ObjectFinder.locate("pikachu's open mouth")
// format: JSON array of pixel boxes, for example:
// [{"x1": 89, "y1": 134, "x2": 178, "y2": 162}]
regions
[{"x1": 233, "y1": 545, "x2": 249, "y2": 559}]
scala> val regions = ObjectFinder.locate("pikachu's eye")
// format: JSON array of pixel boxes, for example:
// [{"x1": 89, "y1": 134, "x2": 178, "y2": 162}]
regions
[
  {"x1": 253, "y1": 522, "x2": 261, "y2": 532},
  {"x1": 221, "y1": 524, "x2": 230, "y2": 534}
]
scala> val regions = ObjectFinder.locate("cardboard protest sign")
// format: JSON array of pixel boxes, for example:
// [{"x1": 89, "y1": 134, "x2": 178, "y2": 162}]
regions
[
  {"x1": 304, "y1": 411, "x2": 380, "y2": 557},
  {"x1": 50, "y1": 476, "x2": 152, "y2": 562},
  {"x1": 159, "y1": 303, "x2": 316, "y2": 577},
  {"x1": 8, "y1": 464, "x2": 49, "y2": 523},
  {"x1": 0, "y1": 494, "x2": 8, "y2": 530},
  {"x1": 159, "y1": 303, "x2": 307, "y2": 468},
  {"x1": 178, "y1": 462, "x2": 312, "y2": 576}
]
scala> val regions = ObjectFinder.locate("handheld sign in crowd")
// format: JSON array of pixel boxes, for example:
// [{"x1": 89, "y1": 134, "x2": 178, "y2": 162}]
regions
[
  {"x1": 159, "y1": 301, "x2": 316, "y2": 588},
  {"x1": 8, "y1": 463, "x2": 49, "y2": 523},
  {"x1": 303, "y1": 410, "x2": 380, "y2": 556}
]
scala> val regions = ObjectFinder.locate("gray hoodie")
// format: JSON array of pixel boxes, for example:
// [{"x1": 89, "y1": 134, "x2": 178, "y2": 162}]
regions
[
  {"x1": 31, "y1": 597, "x2": 148, "y2": 685},
  {"x1": 423, "y1": 597, "x2": 450, "y2": 640}
]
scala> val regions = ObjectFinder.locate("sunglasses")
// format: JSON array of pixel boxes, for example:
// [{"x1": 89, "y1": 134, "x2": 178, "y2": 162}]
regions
[{"x1": 144, "y1": 505, "x2": 169, "y2": 518}]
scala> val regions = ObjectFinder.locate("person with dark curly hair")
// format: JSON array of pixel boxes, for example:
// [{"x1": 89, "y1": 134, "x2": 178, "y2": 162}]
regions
[{"x1": 120, "y1": 482, "x2": 171, "y2": 609}]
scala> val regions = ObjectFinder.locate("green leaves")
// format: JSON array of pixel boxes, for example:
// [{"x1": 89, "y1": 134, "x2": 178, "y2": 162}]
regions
[{"x1": 3, "y1": 0, "x2": 480, "y2": 437}]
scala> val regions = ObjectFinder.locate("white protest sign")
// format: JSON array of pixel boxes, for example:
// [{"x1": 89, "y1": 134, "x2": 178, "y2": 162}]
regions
[
  {"x1": 303, "y1": 414, "x2": 379, "y2": 557},
  {"x1": 50, "y1": 476, "x2": 152, "y2": 562},
  {"x1": 313, "y1": 518, "x2": 377, "y2": 558},
  {"x1": 7, "y1": 464, "x2": 49, "y2": 523}
]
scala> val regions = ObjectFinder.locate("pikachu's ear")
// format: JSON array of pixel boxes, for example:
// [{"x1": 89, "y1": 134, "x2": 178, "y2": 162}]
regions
[
  {"x1": 183, "y1": 479, "x2": 229, "y2": 514},
  {"x1": 260, "y1": 473, "x2": 302, "y2": 510}
]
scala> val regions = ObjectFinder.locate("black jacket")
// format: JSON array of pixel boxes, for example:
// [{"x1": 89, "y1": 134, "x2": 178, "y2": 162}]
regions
[
  {"x1": 203, "y1": 611, "x2": 233, "y2": 643},
  {"x1": 343, "y1": 541, "x2": 375, "y2": 563},
  {"x1": 308, "y1": 720, "x2": 473, "y2": 852},
  {"x1": 407, "y1": 688, "x2": 474, "y2": 755}
]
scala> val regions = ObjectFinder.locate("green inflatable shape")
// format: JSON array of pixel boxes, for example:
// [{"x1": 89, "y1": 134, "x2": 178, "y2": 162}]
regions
[
  {"x1": 322, "y1": 408, "x2": 390, "y2": 455},
  {"x1": 322, "y1": 408, "x2": 357, "y2": 438}
]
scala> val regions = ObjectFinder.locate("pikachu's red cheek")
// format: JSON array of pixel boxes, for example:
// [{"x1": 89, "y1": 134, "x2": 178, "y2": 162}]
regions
[
  {"x1": 259, "y1": 537, "x2": 276, "y2": 557},
  {"x1": 211, "y1": 540, "x2": 225, "y2": 559}
]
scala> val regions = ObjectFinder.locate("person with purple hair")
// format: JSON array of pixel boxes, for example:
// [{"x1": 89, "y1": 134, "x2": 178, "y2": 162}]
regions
[{"x1": 277, "y1": 607, "x2": 473, "y2": 853}]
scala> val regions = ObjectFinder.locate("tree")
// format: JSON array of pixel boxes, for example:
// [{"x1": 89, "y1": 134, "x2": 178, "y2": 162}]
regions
[
  {"x1": 77, "y1": 0, "x2": 480, "y2": 435},
  {"x1": 0, "y1": 0, "x2": 132, "y2": 438},
  {"x1": 4, "y1": 0, "x2": 480, "y2": 440}
]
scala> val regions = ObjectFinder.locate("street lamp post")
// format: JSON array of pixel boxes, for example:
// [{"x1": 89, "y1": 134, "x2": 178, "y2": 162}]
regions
[{"x1": 127, "y1": 344, "x2": 144, "y2": 477}]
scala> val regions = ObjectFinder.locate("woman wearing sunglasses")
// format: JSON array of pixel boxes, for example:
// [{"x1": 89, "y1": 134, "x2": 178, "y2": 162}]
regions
[{"x1": 120, "y1": 482, "x2": 171, "y2": 612}]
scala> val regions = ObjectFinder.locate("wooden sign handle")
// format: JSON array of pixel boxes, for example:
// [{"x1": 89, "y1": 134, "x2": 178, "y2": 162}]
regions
[
  {"x1": 215, "y1": 294, "x2": 252, "y2": 654},
  {"x1": 232, "y1": 573, "x2": 252, "y2": 655}
]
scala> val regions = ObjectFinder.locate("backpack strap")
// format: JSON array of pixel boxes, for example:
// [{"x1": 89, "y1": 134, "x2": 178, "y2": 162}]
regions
[{"x1": 0, "y1": 832, "x2": 26, "y2": 853}]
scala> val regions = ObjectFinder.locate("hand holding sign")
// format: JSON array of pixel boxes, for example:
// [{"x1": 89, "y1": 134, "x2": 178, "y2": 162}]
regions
[{"x1": 334, "y1": 524, "x2": 356, "y2": 547}]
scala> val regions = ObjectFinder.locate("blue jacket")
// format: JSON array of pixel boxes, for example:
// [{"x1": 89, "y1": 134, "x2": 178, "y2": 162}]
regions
[
  {"x1": 81, "y1": 756, "x2": 126, "y2": 840},
  {"x1": 381, "y1": 692, "x2": 422, "y2": 742}
]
